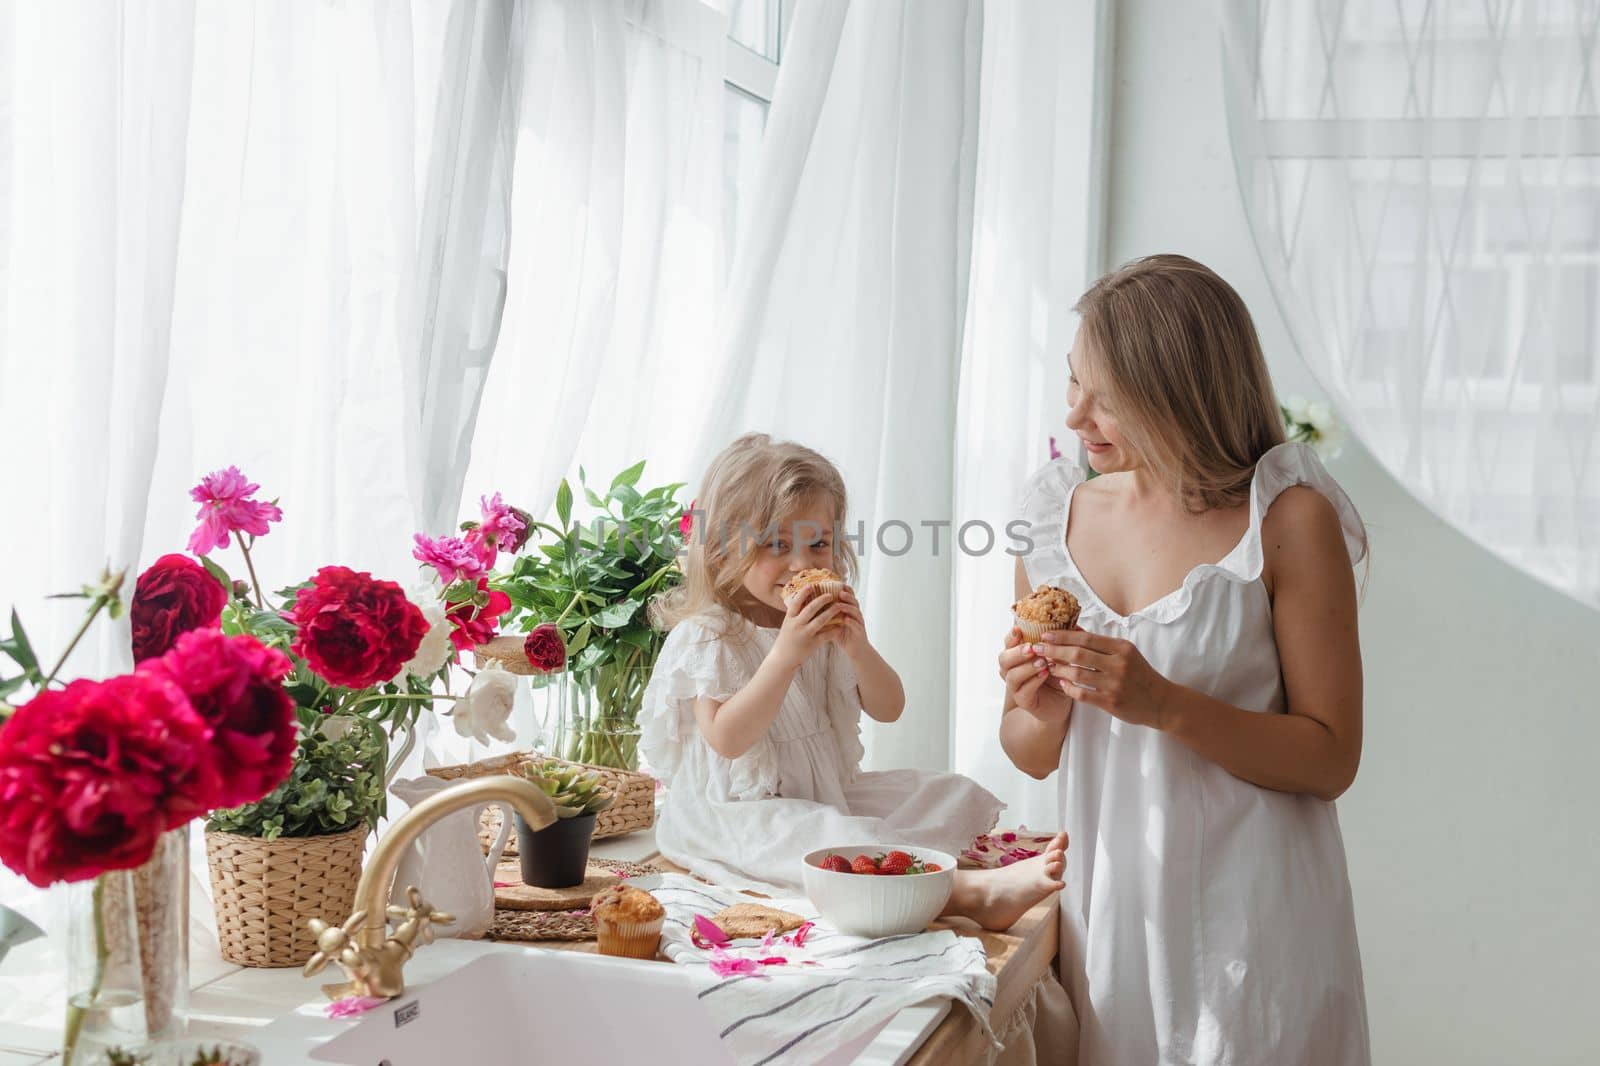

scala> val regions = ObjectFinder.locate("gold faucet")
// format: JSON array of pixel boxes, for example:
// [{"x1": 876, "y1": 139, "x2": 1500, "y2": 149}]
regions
[{"x1": 303, "y1": 775, "x2": 558, "y2": 1000}]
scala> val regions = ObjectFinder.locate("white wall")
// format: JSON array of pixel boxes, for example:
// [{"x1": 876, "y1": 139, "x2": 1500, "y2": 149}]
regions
[{"x1": 1104, "y1": 3, "x2": 1600, "y2": 1063}]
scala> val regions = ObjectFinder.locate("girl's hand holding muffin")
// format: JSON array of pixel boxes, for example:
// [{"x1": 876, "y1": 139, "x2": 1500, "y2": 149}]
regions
[{"x1": 770, "y1": 579, "x2": 850, "y2": 671}]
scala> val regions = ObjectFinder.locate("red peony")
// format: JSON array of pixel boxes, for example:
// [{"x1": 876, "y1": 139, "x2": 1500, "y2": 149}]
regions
[
  {"x1": 523, "y1": 623, "x2": 566, "y2": 673},
  {"x1": 142, "y1": 629, "x2": 297, "y2": 809},
  {"x1": 130, "y1": 553, "x2": 229, "y2": 662},
  {"x1": 0, "y1": 675, "x2": 219, "y2": 886},
  {"x1": 446, "y1": 579, "x2": 512, "y2": 651},
  {"x1": 289, "y1": 566, "x2": 427, "y2": 688}
]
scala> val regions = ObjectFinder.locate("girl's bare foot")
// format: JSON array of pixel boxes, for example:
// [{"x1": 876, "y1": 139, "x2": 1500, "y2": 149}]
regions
[{"x1": 943, "y1": 831, "x2": 1068, "y2": 931}]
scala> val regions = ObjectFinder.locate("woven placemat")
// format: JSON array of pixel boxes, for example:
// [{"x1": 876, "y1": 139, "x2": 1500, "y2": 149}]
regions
[
  {"x1": 492, "y1": 859, "x2": 630, "y2": 912},
  {"x1": 487, "y1": 858, "x2": 660, "y2": 942}
]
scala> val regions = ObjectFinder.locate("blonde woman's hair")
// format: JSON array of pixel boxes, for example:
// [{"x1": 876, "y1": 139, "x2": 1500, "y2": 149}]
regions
[
  {"x1": 1073, "y1": 254, "x2": 1286, "y2": 512},
  {"x1": 652, "y1": 433, "x2": 858, "y2": 632}
]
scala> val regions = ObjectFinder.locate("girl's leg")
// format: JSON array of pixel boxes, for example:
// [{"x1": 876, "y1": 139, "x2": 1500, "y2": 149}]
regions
[{"x1": 940, "y1": 832, "x2": 1067, "y2": 932}]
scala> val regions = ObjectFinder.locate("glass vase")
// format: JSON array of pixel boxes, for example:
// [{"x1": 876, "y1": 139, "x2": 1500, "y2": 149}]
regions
[
  {"x1": 64, "y1": 826, "x2": 189, "y2": 1063},
  {"x1": 559, "y1": 657, "x2": 651, "y2": 770}
]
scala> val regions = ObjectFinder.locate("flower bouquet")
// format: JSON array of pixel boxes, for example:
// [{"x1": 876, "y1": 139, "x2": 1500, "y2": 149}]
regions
[
  {"x1": 0, "y1": 566, "x2": 297, "y2": 1060},
  {"x1": 164, "y1": 468, "x2": 534, "y2": 965},
  {"x1": 491, "y1": 461, "x2": 687, "y2": 770}
]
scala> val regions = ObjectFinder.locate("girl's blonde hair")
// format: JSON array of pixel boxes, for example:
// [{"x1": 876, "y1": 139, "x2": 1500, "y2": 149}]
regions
[
  {"x1": 652, "y1": 433, "x2": 858, "y2": 631},
  {"x1": 1074, "y1": 254, "x2": 1285, "y2": 512}
]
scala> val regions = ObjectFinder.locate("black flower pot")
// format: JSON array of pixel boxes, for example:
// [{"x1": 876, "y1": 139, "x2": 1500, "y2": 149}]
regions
[{"x1": 516, "y1": 812, "x2": 597, "y2": 889}]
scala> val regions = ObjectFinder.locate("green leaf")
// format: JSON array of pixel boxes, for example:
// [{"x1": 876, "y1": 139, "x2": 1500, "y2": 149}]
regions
[
  {"x1": 584, "y1": 485, "x2": 606, "y2": 509},
  {"x1": 199, "y1": 554, "x2": 234, "y2": 593},
  {"x1": 0, "y1": 674, "x2": 27, "y2": 698},
  {"x1": 566, "y1": 620, "x2": 592, "y2": 657},
  {"x1": 555, "y1": 479, "x2": 573, "y2": 528},
  {"x1": 7, "y1": 611, "x2": 39, "y2": 676},
  {"x1": 610, "y1": 460, "x2": 647, "y2": 491},
  {"x1": 592, "y1": 600, "x2": 641, "y2": 629}
]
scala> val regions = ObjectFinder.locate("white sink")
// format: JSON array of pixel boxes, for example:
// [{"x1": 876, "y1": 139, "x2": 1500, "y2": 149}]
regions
[{"x1": 245, "y1": 940, "x2": 930, "y2": 1065}]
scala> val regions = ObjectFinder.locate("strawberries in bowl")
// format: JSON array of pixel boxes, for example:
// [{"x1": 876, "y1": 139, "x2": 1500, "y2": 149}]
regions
[
  {"x1": 818, "y1": 850, "x2": 944, "y2": 876},
  {"x1": 801, "y1": 844, "x2": 956, "y2": 937}
]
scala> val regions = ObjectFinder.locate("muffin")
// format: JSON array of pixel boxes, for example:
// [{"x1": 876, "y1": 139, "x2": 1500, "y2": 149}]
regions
[
  {"x1": 782, "y1": 568, "x2": 847, "y2": 626},
  {"x1": 590, "y1": 884, "x2": 665, "y2": 960},
  {"x1": 1012, "y1": 584, "x2": 1081, "y2": 641}
]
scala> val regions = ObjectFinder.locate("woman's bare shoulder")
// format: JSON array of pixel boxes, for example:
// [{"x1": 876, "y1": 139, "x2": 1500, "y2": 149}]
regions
[{"x1": 1261, "y1": 485, "x2": 1349, "y2": 591}]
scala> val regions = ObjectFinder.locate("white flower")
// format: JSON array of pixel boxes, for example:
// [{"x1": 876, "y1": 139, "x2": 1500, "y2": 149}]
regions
[
  {"x1": 1310, "y1": 421, "x2": 1347, "y2": 462},
  {"x1": 453, "y1": 663, "x2": 518, "y2": 744},
  {"x1": 1283, "y1": 394, "x2": 1312, "y2": 425},
  {"x1": 397, "y1": 593, "x2": 453, "y2": 681},
  {"x1": 1305, "y1": 400, "x2": 1335, "y2": 431}
]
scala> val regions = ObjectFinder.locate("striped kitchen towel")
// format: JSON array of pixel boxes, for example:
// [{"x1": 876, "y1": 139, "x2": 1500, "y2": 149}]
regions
[{"x1": 629, "y1": 873, "x2": 998, "y2": 1066}]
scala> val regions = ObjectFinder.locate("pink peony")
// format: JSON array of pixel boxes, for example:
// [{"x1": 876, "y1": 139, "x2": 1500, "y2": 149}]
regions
[
  {"x1": 680, "y1": 500, "x2": 696, "y2": 542},
  {"x1": 141, "y1": 629, "x2": 298, "y2": 809},
  {"x1": 445, "y1": 580, "x2": 512, "y2": 650},
  {"x1": 478, "y1": 493, "x2": 528, "y2": 551},
  {"x1": 0, "y1": 675, "x2": 219, "y2": 886},
  {"x1": 412, "y1": 533, "x2": 487, "y2": 587},
  {"x1": 290, "y1": 566, "x2": 428, "y2": 688},
  {"x1": 522, "y1": 623, "x2": 566, "y2": 673},
  {"x1": 130, "y1": 553, "x2": 229, "y2": 662},
  {"x1": 187, "y1": 466, "x2": 283, "y2": 556}
]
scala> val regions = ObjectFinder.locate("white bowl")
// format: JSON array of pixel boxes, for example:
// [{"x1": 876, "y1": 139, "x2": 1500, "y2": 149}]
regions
[{"x1": 801, "y1": 844, "x2": 956, "y2": 938}]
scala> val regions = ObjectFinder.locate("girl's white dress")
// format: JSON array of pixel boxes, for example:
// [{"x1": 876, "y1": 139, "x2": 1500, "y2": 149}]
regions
[
  {"x1": 640, "y1": 606, "x2": 1004, "y2": 894},
  {"x1": 1020, "y1": 442, "x2": 1371, "y2": 1066}
]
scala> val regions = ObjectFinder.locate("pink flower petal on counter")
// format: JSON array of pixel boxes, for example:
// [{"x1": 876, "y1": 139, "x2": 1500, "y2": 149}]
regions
[
  {"x1": 783, "y1": 921, "x2": 814, "y2": 948},
  {"x1": 758, "y1": 956, "x2": 788, "y2": 966},
  {"x1": 325, "y1": 996, "x2": 387, "y2": 1019},
  {"x1": 693, "y1": 914, "x2": 730, "y2": 948},
  {"x1": 707, "y1": 948, "x2": 759, "y2": 977},
  {"x1": 493, "y1": 881, "x2": 515, "y2": 888},
  {"x1": 1001, "y1": 832, "x2": 1017, "y2": 843}
]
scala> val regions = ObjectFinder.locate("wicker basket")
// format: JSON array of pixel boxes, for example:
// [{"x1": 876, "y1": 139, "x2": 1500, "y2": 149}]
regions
[
  {"x1": 205, "y1": 824, "x2": 368, "y2": 968},
  {"x1": 427, "y1": 751, "x2": 655, "y2": 854}
]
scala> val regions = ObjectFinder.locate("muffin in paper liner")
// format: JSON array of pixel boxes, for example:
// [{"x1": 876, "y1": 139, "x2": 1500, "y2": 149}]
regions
[
  {"x1": 1012, "y1": 615, "x2": 1076, "y2": 642},
  {"x1": 590, "y1": 884, "x2": 665, "y2": 960},
  {"x1": 1012, "y1": 584, "x2": 1081, "y2": 641},
  {"x1": 782, "y1": 569, "x2": 848, "y2": 627},
  {"x1": 593, "y1": 915, "x2": 665, "y2": 959}
]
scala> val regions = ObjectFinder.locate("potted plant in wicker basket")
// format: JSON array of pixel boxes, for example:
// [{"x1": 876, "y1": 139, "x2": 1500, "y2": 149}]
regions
[
  {"x1": 510, "y1": 759, "x2": 614, "y2": 888},
  {"x1": 491, "y1": 461, "x2": 688, "y2": 771}
]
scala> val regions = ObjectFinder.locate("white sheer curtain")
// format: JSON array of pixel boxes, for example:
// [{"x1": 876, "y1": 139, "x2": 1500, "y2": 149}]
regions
[
  {"x1": 1222, "y1": 0, "x2": 1600, "y2": 607},
  {"x1": 949, "y1": 0, "x2": 1114, "y2": 828},
  {"x1": 0, "y1": 0, "x2": 513, "y2": 1035},
  {"x1": 461, "y1": 0, "x2": 727, "y2": 520},
  {"x1": 688, "y1": 0, "x2": 982, "y2": 772}
]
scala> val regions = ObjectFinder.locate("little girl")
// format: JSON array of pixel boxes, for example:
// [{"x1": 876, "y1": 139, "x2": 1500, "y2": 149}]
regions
[{"x1": 641, "y1": 432, "x2": 1065, "y2": 930}]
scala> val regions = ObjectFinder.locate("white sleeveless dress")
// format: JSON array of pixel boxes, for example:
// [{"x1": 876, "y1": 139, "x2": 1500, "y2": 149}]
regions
[
  {"x1": 1019, "y1": 442, "x2": 1372, "y2": 1066},
  {"x1": 640, "y1": 605, "x2": 1004, "y2": 894}
]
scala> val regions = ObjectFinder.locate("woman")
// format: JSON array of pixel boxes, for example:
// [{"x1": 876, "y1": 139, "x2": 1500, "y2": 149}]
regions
[{"x1": 999, "y1": 255, "x2": 1371, "y2": 1065}]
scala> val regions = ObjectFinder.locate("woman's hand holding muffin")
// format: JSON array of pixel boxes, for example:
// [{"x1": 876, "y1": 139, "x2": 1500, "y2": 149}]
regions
[{"x1": 1033, "y1": 629, "x2": 1173, "y2": 730}]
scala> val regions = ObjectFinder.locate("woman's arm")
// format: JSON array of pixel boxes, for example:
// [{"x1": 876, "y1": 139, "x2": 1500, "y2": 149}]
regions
[
  {"x1": 1041, "y1": 488, "x2": 1362, "y2": 800},
  {"x1": 999, "y1": 557, "x2": 1073, "y2": 780}
]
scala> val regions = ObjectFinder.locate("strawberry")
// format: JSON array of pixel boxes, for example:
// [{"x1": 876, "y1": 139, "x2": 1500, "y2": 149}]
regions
[
  {"x1": 820, "y1": 854, "x2": 851, "y2": 873},
  {"x1": 851, "y1": 854, "x2": 880, "y2": 876},
  {"x1": 878, "y1": 851, "x2": 914, "y2": 875},
  {"x1": 923, "y1": 863, "x2": 942, "y2": 873}
]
